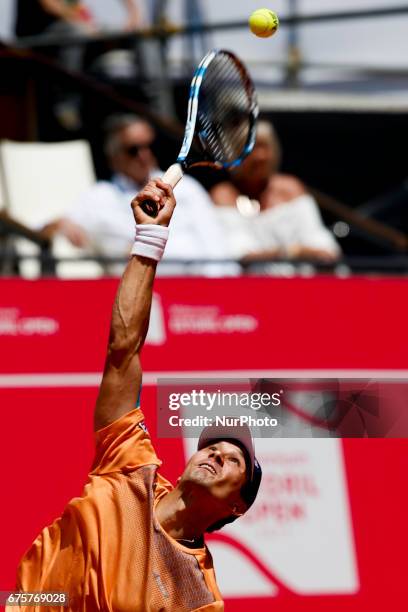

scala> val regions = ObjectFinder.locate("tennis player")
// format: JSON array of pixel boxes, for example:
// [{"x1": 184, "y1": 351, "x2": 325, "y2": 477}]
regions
[{"x1": 12, "y1": 179, "x2": 262, "y2": 612}]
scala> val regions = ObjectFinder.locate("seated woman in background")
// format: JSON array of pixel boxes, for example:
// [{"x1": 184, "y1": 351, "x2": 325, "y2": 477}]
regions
[{"x1": 210, "y1": 121, "x2": 341, "y2": 264}]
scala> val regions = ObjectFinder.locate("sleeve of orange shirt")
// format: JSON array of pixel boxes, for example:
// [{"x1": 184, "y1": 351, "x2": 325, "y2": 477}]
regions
[{"x1": 91, "y1": 408, "x2": 161, "y2": 475}]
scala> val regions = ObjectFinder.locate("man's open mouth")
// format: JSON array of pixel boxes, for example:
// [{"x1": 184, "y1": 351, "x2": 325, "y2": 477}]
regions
[{"x1": 198, "y1": 462, "x2": 217, "y2": 476}]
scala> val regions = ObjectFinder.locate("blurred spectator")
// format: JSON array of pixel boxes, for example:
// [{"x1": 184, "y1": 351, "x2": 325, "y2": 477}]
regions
[
  {"x1": 43, "y1": 114, "x2": 234, "y2": 275},
  {"x1": 15, "y1": 0, "x2": 97, "y2": 38},
  {"x1": 210, "y1": 121, "x2": 341, "y2": 264},
  {"x1": 15, "y1": 1, "x2": 143, "y2": 38},
  {"x1": 14, "y1": 1, "x2": 143, "y2": 79},
  {"x1": 14, "y1": 1, "x2": 140, "y2": 130}
]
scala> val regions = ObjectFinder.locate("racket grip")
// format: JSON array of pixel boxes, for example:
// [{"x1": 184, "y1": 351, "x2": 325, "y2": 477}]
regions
[{"x1": 140, "y1": 164, "x2": 184, "y2": 218}]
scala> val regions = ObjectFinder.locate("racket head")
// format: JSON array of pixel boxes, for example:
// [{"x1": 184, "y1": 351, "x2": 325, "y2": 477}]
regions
[{"x1": 178, "y1": 49, "x2": 258, "y2": 171}]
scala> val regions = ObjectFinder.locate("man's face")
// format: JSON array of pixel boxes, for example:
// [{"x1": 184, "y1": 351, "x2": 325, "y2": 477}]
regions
[
  {"x1": 180, "y1": 440, "x2": 248, "y2": 507},
  {"x1": 112, "y1": 122, "x2": 157, "y2": 185}
]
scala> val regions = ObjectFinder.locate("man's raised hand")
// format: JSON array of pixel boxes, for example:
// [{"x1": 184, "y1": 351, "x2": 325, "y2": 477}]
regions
[{"x1": 131, "y1": 179, "x2": 176, "y2": 227}]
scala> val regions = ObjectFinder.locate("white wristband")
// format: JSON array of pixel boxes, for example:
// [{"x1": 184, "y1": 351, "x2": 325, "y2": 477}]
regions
[{"x1": 131, "y1": 224, "x2": 169, "y2": 262}]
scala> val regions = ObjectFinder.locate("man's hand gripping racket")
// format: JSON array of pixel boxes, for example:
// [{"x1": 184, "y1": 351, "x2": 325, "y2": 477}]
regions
[{"x1": 141, "y1": 49, "x2": 259, "y2": 217}]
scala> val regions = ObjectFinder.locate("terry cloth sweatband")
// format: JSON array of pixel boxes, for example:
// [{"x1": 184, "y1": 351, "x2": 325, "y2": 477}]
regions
[{"x1": 131, "y1": 224, "x2": 169, "y2": 261}]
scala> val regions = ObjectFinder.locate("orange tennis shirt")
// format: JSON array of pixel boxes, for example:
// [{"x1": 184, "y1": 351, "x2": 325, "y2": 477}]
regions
[{"x1": 14, "y1": 409, "x2": 224, "y2": 611}]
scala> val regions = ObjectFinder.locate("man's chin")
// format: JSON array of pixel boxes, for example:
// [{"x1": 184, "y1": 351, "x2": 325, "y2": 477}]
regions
[
  {"x1": 192, "y1": 468, "x2": 215, "y2": 483},
  {"x1": 182, "y1": 467, "x2": 218, "y2": 490}
]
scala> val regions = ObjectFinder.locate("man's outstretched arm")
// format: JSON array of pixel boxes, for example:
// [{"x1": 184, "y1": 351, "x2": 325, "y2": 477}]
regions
[{"x1": 94, "y1": 179, "x2": 176, "y2": 431}]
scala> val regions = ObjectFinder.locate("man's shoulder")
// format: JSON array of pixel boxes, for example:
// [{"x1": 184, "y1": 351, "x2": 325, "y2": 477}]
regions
[{"x1": 92, "y1": 409, "x2": 162, "y2": 476}]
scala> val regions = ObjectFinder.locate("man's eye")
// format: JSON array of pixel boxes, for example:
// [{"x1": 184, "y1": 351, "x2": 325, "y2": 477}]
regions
[{"x1": 229, "y1": 457, "x2": 239, "y2": 464}]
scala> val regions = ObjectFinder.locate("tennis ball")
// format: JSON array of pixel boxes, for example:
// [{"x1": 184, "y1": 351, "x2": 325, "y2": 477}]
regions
[{"x1": 249, "y1": 8, "x2": 279, "y2": 38}]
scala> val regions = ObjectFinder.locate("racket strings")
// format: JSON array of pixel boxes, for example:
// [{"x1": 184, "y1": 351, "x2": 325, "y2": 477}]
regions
[
  {"x1": 197, "y1": 52, "x2": 255, "y2": 165},
  {"x1": 198, "y1": 58, "x2": 248, "y2": 157},
  {"x1": 198, "y1": 99, "x2": 247, "y2": 162},
  {"x1": 201, "y1": 63, "x2": 249, "y2": 155}
]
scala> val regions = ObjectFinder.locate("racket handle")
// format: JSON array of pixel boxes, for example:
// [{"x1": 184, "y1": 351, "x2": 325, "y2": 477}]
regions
[{"x1": 140, "y1": 164, "x2": 184, "y2": 218}]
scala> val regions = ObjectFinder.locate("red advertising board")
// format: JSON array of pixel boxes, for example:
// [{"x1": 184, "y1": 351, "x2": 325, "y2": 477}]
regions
[{"x1": 1, "y1": 277, "x2": 408, "y2": 611}]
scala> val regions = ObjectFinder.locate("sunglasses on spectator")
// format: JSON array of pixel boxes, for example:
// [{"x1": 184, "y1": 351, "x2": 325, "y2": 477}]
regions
[{"x1": 123, "y1": 142, "x2": 154, "y2": 157}]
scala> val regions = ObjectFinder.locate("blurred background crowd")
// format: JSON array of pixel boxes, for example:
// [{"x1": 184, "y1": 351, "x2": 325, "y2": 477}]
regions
[{"x1": 0, "y1": 0, "x2": 408, "y2": 277}]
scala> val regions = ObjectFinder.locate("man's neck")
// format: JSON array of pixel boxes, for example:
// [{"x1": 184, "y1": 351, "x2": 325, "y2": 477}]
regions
[{"x1": 155, "y1": 485, "x2": 220, "y2": 542}]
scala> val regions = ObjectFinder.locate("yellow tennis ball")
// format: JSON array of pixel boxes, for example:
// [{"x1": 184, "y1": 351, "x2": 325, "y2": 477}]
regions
[{"x1": 249, "y1": 8, "x2": 279, "y2": 38}]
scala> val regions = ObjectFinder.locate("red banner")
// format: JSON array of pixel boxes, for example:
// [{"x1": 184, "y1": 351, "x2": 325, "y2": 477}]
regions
[
  {"x1": 1, "y1": 277, "x2": 408, "y2": 610},
  {"x1": 1, "y1": 276, "x2": 408, "y2": 374}
]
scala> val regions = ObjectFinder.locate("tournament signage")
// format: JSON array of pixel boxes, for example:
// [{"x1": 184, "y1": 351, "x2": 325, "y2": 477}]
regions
[{"x1": 1, "y1": 277, "x2": 407, "y2": 610}]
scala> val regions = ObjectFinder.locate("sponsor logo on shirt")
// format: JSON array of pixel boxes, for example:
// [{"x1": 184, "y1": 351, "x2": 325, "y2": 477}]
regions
[{"x1": 138, "y1": 421, "x2": 149, "y2": 434}]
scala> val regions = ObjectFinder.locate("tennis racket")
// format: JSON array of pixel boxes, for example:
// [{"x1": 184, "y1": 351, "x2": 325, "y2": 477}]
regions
[{"x1": 141, "y1": 49, "x2": 258, "y2": 217}]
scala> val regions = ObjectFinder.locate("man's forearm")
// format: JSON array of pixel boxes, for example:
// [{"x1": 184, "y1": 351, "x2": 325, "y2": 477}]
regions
[
  {"x1": 110, "y1": 255, "x2": 156, "y2": 359},
  {"x1": 94, "y1": 179, "x2": 176, "y2": 431},
  {"x1": 94, "y1": 256, "x2": 156, "y2": 430}
]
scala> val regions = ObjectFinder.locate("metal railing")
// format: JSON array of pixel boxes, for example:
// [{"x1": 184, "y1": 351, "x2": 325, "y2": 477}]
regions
[
  {"x1": 7, "y1": 2, "x2": 408, "y2": 92},
  {"x1": 1, "y1": 251, "x2": 408, "y2": 278},
  {"x1": 12, "y1": 5, "x2": 408, "y2": 49}
]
